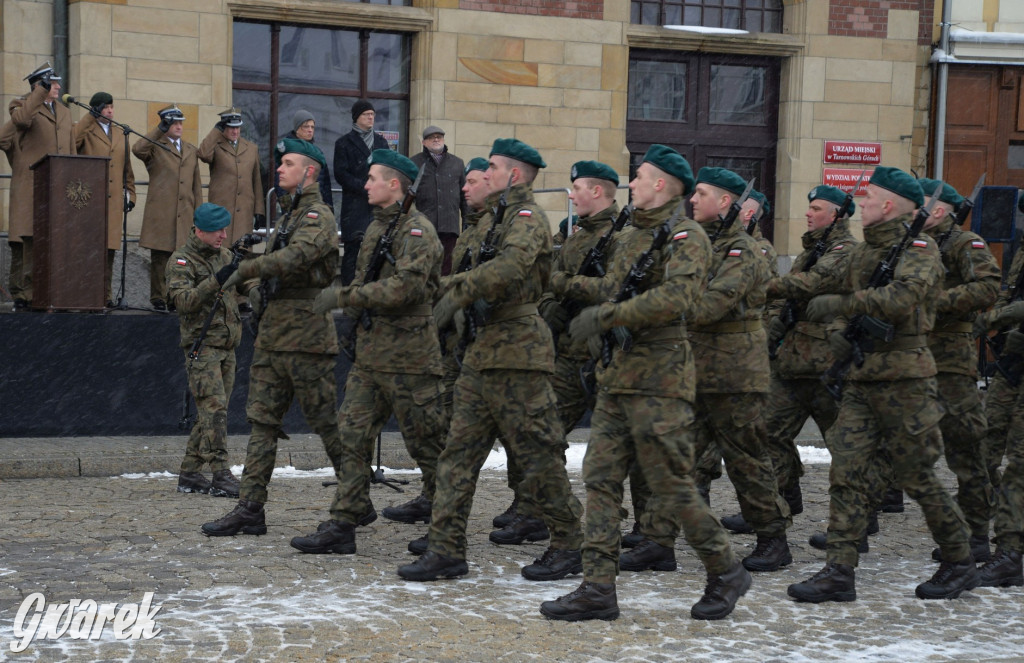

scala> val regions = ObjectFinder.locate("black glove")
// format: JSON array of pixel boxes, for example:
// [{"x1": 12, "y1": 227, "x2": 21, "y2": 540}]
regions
[
  {"x1": 253, "y1": 214, "x2": 266, "y2": 230},
  {"x1": 767, "y1": 316, "x2": 787, "y2": 352},
  {"x1": 1006, "y1": 329, "x2": 1024, "y2": 355},
  {"x1": 91, "y1": 104, "x2": 105, "y2": 117},
  {"x1": 539, "y1": 299, "x2": 570, "y2": 334},
  {"x1": 157, "y1": 117, "x2": 171, "y2": 134},
  {"x1": 215, "y1": 263, "x2": 239, "y2": 286},
  {"x1": 215, "y1": 120, "x2": 227, "y2": 132},
  {"x1": 38, "y1": 73, "x2": 52, "y2": 91},
  {"x1": 124, "y1": 199, "x2": 135, "y2": 213}
]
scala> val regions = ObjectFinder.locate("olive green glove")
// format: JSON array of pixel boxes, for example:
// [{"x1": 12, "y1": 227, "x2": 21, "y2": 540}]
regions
[
  {"x1": 313, "y1": 286, "x2": 343, "y2": 316},
  {"x1": 993, "y1": 301, "x2": 1024, "y2": 327},
  {"x1": 806, "y1": 294, "x2": 848, "y2": 323},
  {"x1": 248, "y1": 287, "x2": 262, "y2": 318},
  {"x1": 221, "y1": 271, "x2": 244, "y2": 294},
  {"x1": 1005, "y1": 329, "x2": 1024, "y2": 355},
  {"x1": 828, "y1": 331, "x2": 853, "y2": 363},
  {"x1": 972, "y1": 313, "x2": 992, "y2": 339},
  {"x1": 539, "y1": 299, "x2": 570, "y2": 333},
  {"x1": 569, "y1": 305, "x2": 604, "y2": 341},
  {"x1": 767, "y1": 315, "x2": 787, "y2": 352},
  {"x1": 236, "y1": 256, "x2": 261, "y2": 280},
  {"x1": 433, "y1": 292, "x2": 460, "y2": 330}
]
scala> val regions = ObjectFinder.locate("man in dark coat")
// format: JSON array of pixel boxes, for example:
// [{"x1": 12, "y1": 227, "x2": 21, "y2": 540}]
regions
[{"x1": 410, "y1": 125, "x2": 467, "y2": 274}]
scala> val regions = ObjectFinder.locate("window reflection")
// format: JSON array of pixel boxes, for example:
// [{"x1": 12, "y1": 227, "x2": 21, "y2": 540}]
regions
[{"x1": 709, "y1": 64, "x2": 766, "y2": 126}]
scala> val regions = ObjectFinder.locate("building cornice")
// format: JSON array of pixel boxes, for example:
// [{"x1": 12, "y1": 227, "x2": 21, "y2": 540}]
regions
[
  {"x1": 227, "y1": 0, "x2": 434, "y2": 32},
  {"x1": 626, "y1": 24, "x2": 804, "y2": 57}
]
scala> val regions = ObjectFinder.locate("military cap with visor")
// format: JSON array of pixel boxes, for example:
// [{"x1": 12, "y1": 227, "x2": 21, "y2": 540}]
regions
[
  {"x1": 218, "y1": 107, "x2": 244, "y2": 128},
  {"x1": 158, "y1": 104, "x2": 186, "y2": 123},
  {"x1": 25, "y1": 61, "x2": 60, "y2": 86}
]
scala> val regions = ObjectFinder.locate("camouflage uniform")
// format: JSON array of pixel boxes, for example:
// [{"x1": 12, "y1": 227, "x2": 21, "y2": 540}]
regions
[
  {"x1": 761, "y1": 220, "x2": 858, "y2": 491},
  {"x1": 925, "y1": 217, "x2": 999, "y2": 538},
  {"x1": 167, "y1": 233, "x2": 245, "y2": 474},
  {"x1": 426, "y1": 182, "x2": 584, "y2": 559},
  {"x1": 329, "y1": 202, "x2": 449, "y2": 523},
  {"x1": 816, "y1": 213, "x2": 971, "y2": 567},
  {"x1": 687, "y1": 216, "x2": 790, "y2": 538},
  {"x1": 238, "y1": 188, "x2": 343, "y2": 504},
  {"x1": 581, "y1": 198, "x2": 737, "y2": 581}
]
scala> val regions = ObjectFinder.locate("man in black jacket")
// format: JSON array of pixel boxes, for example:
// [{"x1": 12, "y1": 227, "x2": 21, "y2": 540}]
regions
[
  {"x1": 333, "y1": 99, "x2": 389, "y2": 284},
  {"x1": 410, "y1": 125, "x2": 467, "y2": 275}
]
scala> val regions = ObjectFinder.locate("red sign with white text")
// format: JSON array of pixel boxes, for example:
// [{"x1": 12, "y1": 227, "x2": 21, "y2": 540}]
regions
[
  {"x1": 823, "y1": 168, "x2": 874, "y2": 196},
  {"x1": 824, "y1": 141, "x2": 881, "y2": 165}
]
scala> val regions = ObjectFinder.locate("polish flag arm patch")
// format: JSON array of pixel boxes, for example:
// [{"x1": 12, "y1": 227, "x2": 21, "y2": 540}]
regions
[
  {"x1": 971, "y1": 240, "x2": 986, "y2": 249},
  {"x1": 911, "y1": 239, "x2": 928, "y2": 248},
  {"x1": 306, "y1": 212, "x2": 319, "y2": 218},
  {"x1": 410, "y1": 228, "x2": 423, "y2": 237},
  {"x1": 672, "y1": 230, "x2": 689, "y2": 241},
  {"x1": 518, "y1": 210, "x2": 532, "y2": 217},
  {"x1": 176, "y1": 258, "x2": 187, "y2": 265},
  {"x1": 830, "y1": 244, "x2": 845, "y2": 251},
  {"x1": 728, "y1": 248, "x2": 742, "y2": 257}
]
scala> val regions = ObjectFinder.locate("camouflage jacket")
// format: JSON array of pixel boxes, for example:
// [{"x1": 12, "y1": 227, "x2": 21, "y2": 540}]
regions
[
  {"x1": 444, "y1": 183, "x2": 555, "y2": 372},
  {"x1": 816, "y1": 213, "x2": 942, "y2": 381},
  {"x1": 593, "y1": 197, "x2": 710, "y2": 400},
  {"x1": 925, "y1": 218, "x2": 999, "y2": 376},
  {"x1": 768, "y1": 220, "x2": 858, "y2": 379},
  {"x1": 441, "y1": 208, "x2": 488, "y2": 294},
  {"x1": 690, "y1": 216, "x2": 771, "y2": 393},
  {"x1": 166, "y1": 233, "x2": 243, "y2": 351},
  {"x1": 346, "y1": 202, "x2": 444, "y2": 375},
  {"x1": 249, "y1": 188, "x2": 340, "y2": 354}
]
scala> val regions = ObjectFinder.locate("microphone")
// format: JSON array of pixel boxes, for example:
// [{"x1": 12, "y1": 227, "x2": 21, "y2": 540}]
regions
[{"x1": 61, "y1": 94, "x2": 78, "y2": 105}]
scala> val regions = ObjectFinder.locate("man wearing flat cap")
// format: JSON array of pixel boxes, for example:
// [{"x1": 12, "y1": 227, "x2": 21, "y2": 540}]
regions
[
  {"x1": 133, "y1": 104, "x2": 203, "y2": 311},
  {"x1": 74, "y1": 92, "x2": 136, "y2": 306},
  {"x1": 199, "y1": 107, "x2": 264, "y2": 245},
  {"x1": 411, "y1": 125, "x2": 467, "y2": 275},
  {"x1": 334, "y1": 99, "x2": 390, "y2": 284},
  {"x1": 202, "y1": 138, "x2": 346, "y2": 538},
  {"x1": 399, "y1": 138, "x2": 585, "y2": 585},
  {"x1": 289, "y1": 149, "x2": 449, "y2": 556},
  {"x1": 5, "y1": 62, "x2": 75, "y2": 309},
  {"x1": 280, "y1": 110, "x2": 333, "y2": 207},
  {"x1": 167, "y1": 202, "x2": 254, "y2": 499},
  {"x1": 789, "y1": 166, "x2": 981, "y2": 603},
  {"x1": 683, "y1": 166, "x2": 793, "y2": 574},
  {"x1": 541, "y1": 144, "x2": 749, "y2": 622},
  {"x1": 917, "y1": 178, "x2": 998, "y2": 565}
]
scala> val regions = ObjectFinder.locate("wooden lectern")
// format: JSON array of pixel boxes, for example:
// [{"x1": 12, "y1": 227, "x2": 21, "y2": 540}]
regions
[{"x1": 31, "y1": 154, "x2": 110, "y2": 311}]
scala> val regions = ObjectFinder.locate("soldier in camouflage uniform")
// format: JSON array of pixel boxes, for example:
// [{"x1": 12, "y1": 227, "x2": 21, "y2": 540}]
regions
[
  {"x1": 918, "y1": 178, "x2": 999, "y2": 564},
  {"x1": 788, "y1": 167, "x2": 979, "y2": 603},
  {"x1": 397, "y1": 139, "x2": 584, "y2": 583},
  {"x1": 167, "y1": 203, "x2": 251, "y2": 498},
  {"x1": 539, "y1": 145, "x2": 750, "y2": 622},
  {"x1": 288, "y1": 150, "x2": 449, "y2": 555},
  {"x1": 971, "y1": 222, "x2": 1024, "y2": 588},
  {"x1": 201, "y1": 138, "x2": 345, "y2": 537}
]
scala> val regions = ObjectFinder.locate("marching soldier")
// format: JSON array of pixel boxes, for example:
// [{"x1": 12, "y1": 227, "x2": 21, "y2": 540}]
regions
[{"x1": 198, "y1": 107, "x2": 265, "y2": 244}]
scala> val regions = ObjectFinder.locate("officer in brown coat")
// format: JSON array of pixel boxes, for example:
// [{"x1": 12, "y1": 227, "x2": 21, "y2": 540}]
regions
[
  {"x1": 198, "y1": 107, "x2": 264, "y2": 245},
  {"x1": 74, "y1": 92, "x2": 136, "y2": 306},
  {"x1": 132, "y1": 104, "x2": 203, "y2": 310},
  {"x1": 5, "y1": 62, "x2": 75, "y2": 308}
]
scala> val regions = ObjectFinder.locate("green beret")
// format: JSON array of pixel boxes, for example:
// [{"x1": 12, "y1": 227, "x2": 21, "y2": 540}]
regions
[
  {"x1": 641, "y1": 144, "x2": 695, "y2": 195},
  {"x1": 558, "y1": 215, "x2": 579, "y2": 236},
  {"x1": 275, "y1": 137, "x2": 326, "y2": 169},
  {"x1": 571, "y1": 160, "x2": 619, "y2": 184},
  {"x1": 465, "y1": 157, "x2": 489, "y2": 174},
  {"x1": 696, "y1": 167, "x2": 746, "y2": 197},
  {"x1": 917, "y1": 177, "x2": 963, "y2": 208},
  {"x1": 368, "y1": 149, "x2": 418, "y2": 183},
  {"x1": 89, "y1": 92, "x2": 113, "y2": 109},
  {"x1": 807, "y1": 185, "x2": 846, "y2": 208},
  {"x1": 749, "y1": 190, "x2": 770, "y2": 216},
  {"x1": 490, "y1": 138, "x2": 546, "y2": 168},
  {"x1": 869, "y1": 166, "x2": 924, "y2": 207},
  {"x1": 194, "y1": 203, "x2": 231, "y2": 232}
]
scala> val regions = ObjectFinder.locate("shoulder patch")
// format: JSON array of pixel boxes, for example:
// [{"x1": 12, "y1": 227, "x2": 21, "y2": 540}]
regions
[
  {"x1": 410, "y1": 228, "x2": 423, "y2": 237},
  {"x1": 971, "y1": 240, "x2": 986, "y2": 249},
  {"x1": 911, "y1": 239, "x2": 928, "y2": 248},
  {"x1": 830, "y1": 244, "x2": 845, "y2": 251},
  {"x1": 761, "y1": 248, "x2": 768, "y2": 255},
  {"x1": 672, "y1": 230, "x2": 689, "y2": 241},
  {"x1": 518, "y1": 210, "x2": 532, "y2": 217},
  {"x1": 728, "y1": 248, "x2": 742, "y2": 258},
  {"x1": 176, "y1": 258, "x2": 187, "y2": 266},
  {"x1": 306, "y1": 212, "x2": 319, "y2": 219}
]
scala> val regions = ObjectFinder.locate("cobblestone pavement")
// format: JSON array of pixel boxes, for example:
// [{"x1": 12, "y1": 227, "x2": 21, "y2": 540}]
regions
[{"x1": 0, "y1": 437, "x2": 1022, "y2": 662}]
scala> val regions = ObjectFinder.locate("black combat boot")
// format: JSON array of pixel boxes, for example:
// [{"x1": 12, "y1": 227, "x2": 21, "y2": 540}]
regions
[
  {"x1": 408, "y1": 534, "x2": 428, "y2": 556},
  {"x1": 742, "y1": 535, "x2": 793, "y2": 572},
  {"x1": 619, "y1": 538, "x2": 677, "y2": 572},
  {"x1": 697, "y1": 483, "x2": 711, "y2": 507},
  {"x1": 177, "y1": 471, "x2": 213, "y2": 495},
  {"x1": 381, "y1": 494, "x2": 432, "y2": 524},
  {"x1": 721, "y1": 513, "x2": 754, "y2": 534},
  {"x1": 932, "y1": 534, "x2": 991, "y2": 563},
  {"x1": 201, "y1": 499, "x2": 267, "y2": 536},
  {"x1": 879, "y1": 487, "x2": 904, "y2": 513},
  {"x1": 492, "y1": 497, "x2": 519, "y2": 529},
  {"x1": 977, "y1": 549, "x2": 1024, "y2": 588},
  {"x1": 691, "y1": 561, "x2": 752, "y2": 620},
  {"x1": 397, "y1": 550, "x2": 468, "y2": 581},
  {"x1": 319, "y1": 506, "x2": 377, "y2": 529},
  {"x1": 539, "y1": 580, "x2": 619, "y2": 621},
  {"x1": 489, "y1": 514, "x2": 550, "y2": 545},
  {"x1": 210, "y1": 469, "x2": 240, "y2": 498},
  {"x1": 621, "y1": 521, "x2": 644, "y2": 549},
  {"x1": 809, "y1": 531, "x2": 869, "y2": 554},
  {"x1": 782, "y1": 483, "x2": 803, "y2": 516},
  {"x1": 915, "y1": 557, "x2": 980, "y2": 599},
  {"x1": 521, "y1": 547, "x2": 583, "y2": 581},
  {"x1": 787, "y1": 562, "x2": 856, "y2": 603},
  {"x1": 290, "y1": 520, "x2": 356, "y2": 554}
]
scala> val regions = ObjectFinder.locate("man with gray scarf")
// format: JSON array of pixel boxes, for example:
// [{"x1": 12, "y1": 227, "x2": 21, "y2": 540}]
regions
[{"x1": 334, "y1": 99, "x2": 389, "y2": 284}]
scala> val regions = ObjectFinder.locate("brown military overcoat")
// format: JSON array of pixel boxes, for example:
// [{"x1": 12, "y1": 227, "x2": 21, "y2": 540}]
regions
[
  {"x1": 132, "y1": 127, "x2": 202, "y2": 252},
  {"x1": 197, "y1": 128, "x2": 263, "y2": 245},
  {"x1": 74, "y1": 113, "x2": 136, "y2": 250}
]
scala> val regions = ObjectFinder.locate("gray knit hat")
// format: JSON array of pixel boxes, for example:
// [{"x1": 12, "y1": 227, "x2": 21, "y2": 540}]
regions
[{"x1": 292, "y1": 109, "x2": 315, "y2": 133}]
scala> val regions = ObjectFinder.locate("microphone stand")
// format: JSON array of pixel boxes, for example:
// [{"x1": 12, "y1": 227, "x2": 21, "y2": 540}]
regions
[{"x1": 62, "y1": 95, "x2": 171, "y2": 312}]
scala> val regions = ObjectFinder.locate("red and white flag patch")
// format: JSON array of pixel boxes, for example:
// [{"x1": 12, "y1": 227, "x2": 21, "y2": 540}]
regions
[
  {"x1": 728, "y1": 249, "x2": 742, "y2": 258},
  {"x1": 673, "y1": 230, "x2": 689, "y2": 241},
  {"x1": 761, "y1": 248, "x2": 768, "y2": 255},
  {"x1": 410, "y1": 228, "x2": 423, "y2": 237},
  {"x1": 911, "y1": 239, "x2": 928, "y2": 248},
  {"x1": 518, "y1": 210, "x2": 532, "y2": 217},
  {"x1": 831, "y1": 244, "x2": 845, "y2": 251},
  {"x1": 176, "y1": 258, "x2": 187, "y2": 265},
  {"x1": 971, "y1": 240, "x2": 986, "y2": 249},
  {"x1": 306, "y1": 212, "x2": 319, "y2": 219}
]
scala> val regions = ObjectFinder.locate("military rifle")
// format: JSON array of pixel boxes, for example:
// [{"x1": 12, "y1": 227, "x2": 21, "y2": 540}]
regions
[
  {"x1": 597, "y1": 199, "x2": 687, "y2": 367},
  {"x1": 708, "y1": 178, "x2": 755, "y2": 244},
  {"x1": 460, "y1": 174, "x2": 514, "y2": 346},
  {"x1": 986, "y1": 252, "x2": 1024, "y2": 387},
  {"x1": 821, "y1": 180, "x2": 945, "y2": 399},
  {"x1": 937, "y1": 173, "x2": 985, "y2": 256},
  {"x1": 770, "y1": 170, "x2": 865, "y2": 360},
  {"x1": 178, "y1": 232, "x2": 263, "y2": 430},
  {"x1": 561, "y1": 204, "x2": 633, "y2": 319}
]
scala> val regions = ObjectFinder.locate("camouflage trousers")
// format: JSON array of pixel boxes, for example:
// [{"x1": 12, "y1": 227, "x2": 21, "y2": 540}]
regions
[
  {"x1": 692, "y1": 392, "x2": 790, "y2": 537},
  {"x1": 329, "y1": 366, "x2": 448, "y2": 524},
  {"x1": 762, "y1": 375, "x2": 840, "y2": 491},
  {"x1": 427, "y1": 365, "x2": 583, "y2": 559},
  {"x1": 935, "y1": 372, "x2": 994, "y2": 538},
  {"x1": 240, "y1": 349, "x2": 343, "y2": 504},
  {"x1": 551, "y1": 353, "x2": 595, "y2": 434},
  {"x1": 826, "y1": 378, "x2": 970, "y2": 567},
  {"x1": 982, "y1": 373, "x2": 1024, "y2": 552},
  {"x1": 181, "y1": 347, "x2": 236, "y2": 473},
  {"x1": 583, "y1": 393, "x2": 735, "y2": 583}
]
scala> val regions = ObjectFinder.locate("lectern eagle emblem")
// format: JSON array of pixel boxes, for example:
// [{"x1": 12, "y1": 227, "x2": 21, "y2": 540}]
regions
[{"x1": 65, "y1": 179, "x2": 92, "y2": 210}]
